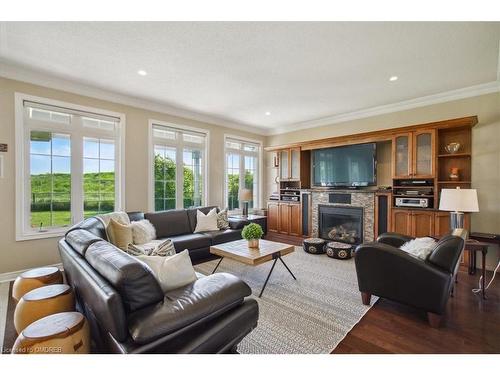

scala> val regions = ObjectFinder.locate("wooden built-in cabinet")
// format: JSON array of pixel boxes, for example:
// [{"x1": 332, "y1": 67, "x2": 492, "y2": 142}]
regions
[
  {"x1": 392, "y1": 129, "x2": 436, "y2": 179},
  {"x1": 267, "y1": 202, "x2": 279, "y2": 233},
  {"x1": 391, "y1": 209, "x2": 470, "y2": 238},
  {"x1": 391, "y1": 209, "x2": 434, "y2": 238},
  {"x1": 277, "y1": 148, "x2": 310, "y2": 186},
  {"x1": 267, "y1": 201, "x2": 302, "y2": 236}
]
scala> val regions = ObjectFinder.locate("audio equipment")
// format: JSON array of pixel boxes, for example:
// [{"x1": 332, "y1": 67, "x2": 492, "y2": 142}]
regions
[
  {"x1": 301, "y1": 192, "x2": 311, "y2": 236},
  {"x1": 395, "y1": 197, "x2": 430, "y2": 208}
]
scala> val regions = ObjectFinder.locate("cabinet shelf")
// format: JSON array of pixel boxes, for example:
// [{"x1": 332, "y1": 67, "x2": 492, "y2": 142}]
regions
[
  {"x1": 437, "y1": 153, "x2": 471, "y2": 158},
  {"x1": 393, "y1": 194, "x2": 434, "y2": 198},
  {"x1": 438, "y1": 181, "x2": 471, "y2": 184}
]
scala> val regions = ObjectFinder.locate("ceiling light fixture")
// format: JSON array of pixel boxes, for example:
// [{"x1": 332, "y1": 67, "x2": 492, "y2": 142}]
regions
[
  {"x1": 137, "y1": 70, "x2": 148, "y2": 76},
  {"x1": 265, "y1": 111, "x2": 271, "y2": 116},
  {"x1": 389, "y1": 76, "x2": 398, "y2": 82}
]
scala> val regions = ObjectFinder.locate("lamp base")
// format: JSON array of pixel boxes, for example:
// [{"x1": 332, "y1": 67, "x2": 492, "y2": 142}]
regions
[
  {"x1": 242, "y1": 201, "x2": 249, "y2": 217},
  {"x1": 450, "y1": 211, "x2": 464, "y2": 230}
]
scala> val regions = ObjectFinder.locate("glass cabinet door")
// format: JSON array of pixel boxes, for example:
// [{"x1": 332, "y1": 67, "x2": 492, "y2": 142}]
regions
[
  {"x1": 279, "y1": 150, "x2": 289, "y2": 180},
  {"x1": 414, "y1": 130, "x2": 434, "y2": 177},
  {"x1": 393, "y1": 134, "x2": 411, "y2": 178},
  {"x1": 290, "y1": 148, "x2": 300, "y2": 180}
]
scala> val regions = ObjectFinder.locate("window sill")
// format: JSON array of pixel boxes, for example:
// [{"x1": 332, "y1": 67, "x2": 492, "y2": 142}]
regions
[{"x1": 16, "y1": 229, "x2": 67, "y2": 242}]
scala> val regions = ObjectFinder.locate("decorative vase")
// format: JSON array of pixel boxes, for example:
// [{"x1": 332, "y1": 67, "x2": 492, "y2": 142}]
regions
[
  {"x1": 248, "y1": 239, "x2": 259, "y2": 248},
  {"x1": 449, "y1": 167, "x2": 460, "y2": 181},
  {"x1": 445, "y1": 142, "x2": 461, "y2": 154}
]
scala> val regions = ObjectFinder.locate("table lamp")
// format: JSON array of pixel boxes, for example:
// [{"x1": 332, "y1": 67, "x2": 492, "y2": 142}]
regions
[
  {"x1": 439, "y1": 187, "x2": 479, "y2": 229},
  {"x1": 240, "y1": 188, "x2": 253, "y2": 217}
]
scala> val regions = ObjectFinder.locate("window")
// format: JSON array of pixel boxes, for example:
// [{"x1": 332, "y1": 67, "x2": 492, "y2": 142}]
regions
[
  {"x1": 224, "y1": 136, "x2": 262, "y2": 213},
  {"x1": 16, "y1": 94, "x2": 124, "y2": 240},
  {"x1": 150, "y1": 121, "x2": 208, "y2": 211}
]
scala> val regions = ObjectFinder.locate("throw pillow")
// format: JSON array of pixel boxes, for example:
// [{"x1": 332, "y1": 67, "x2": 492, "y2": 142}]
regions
[
  {"x1": 127, "y1": 239, "x2": 176, "y2": 257},
  {"x1": 108, "y1": 218, "x2": 133, "y2": 251},
  {"x1": 194, "y1": 207, "x2": 218, "y2": 232},
  {"x1": 131, "y1": 219, "x2": 156, "y2": 245},
  {"x1": 96, "y1": 211, "x2": 131, "y2": 244},
  {"x1": 400, "y1": 237, "x2": 437, "y2": 260},
  {"x1": 216, "y1": 209, "x2": 230, "y2": 230},
  {"x1": 137, "y1": 250, "x2": 197, "y2": 293}
]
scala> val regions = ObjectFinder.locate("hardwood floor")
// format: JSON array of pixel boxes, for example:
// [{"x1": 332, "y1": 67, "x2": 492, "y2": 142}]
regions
[{"x1": 264, "y1": 232, "x2": 500, "y2": 354}]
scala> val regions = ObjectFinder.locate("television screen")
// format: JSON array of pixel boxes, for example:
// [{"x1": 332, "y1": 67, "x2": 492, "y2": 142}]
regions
[{"x1": 312, "y1": 143, "x2": 376, "y2": 187}]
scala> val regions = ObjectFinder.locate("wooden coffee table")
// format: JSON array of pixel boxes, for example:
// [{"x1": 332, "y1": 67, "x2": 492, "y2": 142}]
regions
[{"x1": 210, "y1": 239, "x2": 296, "y2": 297}]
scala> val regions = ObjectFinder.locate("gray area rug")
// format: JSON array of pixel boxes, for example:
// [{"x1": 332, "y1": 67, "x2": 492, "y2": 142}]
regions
[{"x1": 195, "y1": 247, "x2": 377, "y2": 354}]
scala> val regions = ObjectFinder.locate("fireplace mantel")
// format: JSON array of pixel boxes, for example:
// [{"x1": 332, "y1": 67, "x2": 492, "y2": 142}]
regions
[{"x1": 311, "y1": 191, "x2": 375, "y2": 243}]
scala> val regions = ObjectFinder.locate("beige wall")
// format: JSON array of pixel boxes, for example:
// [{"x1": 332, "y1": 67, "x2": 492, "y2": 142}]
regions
[
  {"x1": 1, "y1": 75, "x2": 499, "y2": 274},
  {"x1": 0, "y1": 77, "x2": 265, "y2": 274},
  {"x1": 265, "y1": 92, "x2": 500, "y2": 270}
]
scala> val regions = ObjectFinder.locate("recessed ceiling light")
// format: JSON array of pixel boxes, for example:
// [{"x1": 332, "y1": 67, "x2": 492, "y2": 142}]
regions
[
  {"x1": 389, "y1": 76, "x2": 398, "y2": 82},
  {"x1": 137, "y1": 70, "x2": 147, "y2": 76},
  {"x1": 265, "y1": 111, "x2": 271, "y2": 116}
]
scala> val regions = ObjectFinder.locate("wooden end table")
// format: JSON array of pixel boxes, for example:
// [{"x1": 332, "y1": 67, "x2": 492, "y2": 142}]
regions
[
  {"x1": 210, "y1": 239, "x2": 296, "y2": 298},
  {"x1": 464, "y1": 239, "x2": 489, "y2": 299}
]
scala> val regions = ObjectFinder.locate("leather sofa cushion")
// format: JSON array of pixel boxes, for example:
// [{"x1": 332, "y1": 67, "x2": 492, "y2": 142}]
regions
[
  {"x1": 187, "y1": 206, "x2": 219, "y2": 233},
  {"x1": 128, "y1": 211, "x2": 145, "y2": 222},
  {"x1": 170, "y1": 233, "x2": 212, "y2": 251},
  {"x1": 65, "y1": 229, "x2": 104, "y2": 256},
  {"x1": 145, "y1": 210, "x2": 191, "y2": 237},
  {"x1": 127, "y1": 272, "x2": 252, "y2": 344},
  {"x1": 85, "y1": 241, "x2": 164, "y2": 312},
  {"x1": 228, "y1": 217, "x2": 249, "y2": 230},
  {"x1": 200, "y1": 229, "x2": 242, "y2": 245}
]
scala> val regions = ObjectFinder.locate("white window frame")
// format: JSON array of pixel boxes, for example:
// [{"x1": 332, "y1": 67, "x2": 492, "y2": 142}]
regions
[
  {"x1": 148, "y1": 119, "x2": 209, "y2": 211},
  {"x1": 223, "y1": 134, "x2": 263, "y2": 214},
  {"x1": 15, "y1": 93, "x2": 126, "y2": 241}
]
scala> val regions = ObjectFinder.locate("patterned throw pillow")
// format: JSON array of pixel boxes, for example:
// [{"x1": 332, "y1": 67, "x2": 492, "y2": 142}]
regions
[
  {"x1": 217, "y1": 209, "x2": 230, "y2": 230},
  {"x1": 127, "y1": 239, "x2": 176, "y2": 257}
]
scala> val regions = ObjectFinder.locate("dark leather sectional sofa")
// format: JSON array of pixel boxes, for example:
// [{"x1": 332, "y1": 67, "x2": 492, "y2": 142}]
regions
[{"x1": 58, "y1": 206, "x2": 259, "y2": 353}]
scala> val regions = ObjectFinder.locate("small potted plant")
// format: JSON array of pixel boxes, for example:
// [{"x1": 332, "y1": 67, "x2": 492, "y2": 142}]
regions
[{"x1": 241, "y1": 223, "x2": 264, "y2": 248}]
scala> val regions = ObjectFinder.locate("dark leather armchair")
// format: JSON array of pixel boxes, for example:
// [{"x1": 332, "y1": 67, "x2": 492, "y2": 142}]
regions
[{"x1": 354, "y1": 231, "x2": 466, "y2": 328}]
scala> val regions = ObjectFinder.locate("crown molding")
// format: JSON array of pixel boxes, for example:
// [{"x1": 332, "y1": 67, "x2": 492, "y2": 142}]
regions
[
  {"x1": 1, "y1": 60, "x2": 499, "y2": 138},
  {"x1": 268, "y1": 80, "x2": 500, "y2": 136},
  {"x1": 0, "y1": 59, "x2": 269, "y2": 136}
]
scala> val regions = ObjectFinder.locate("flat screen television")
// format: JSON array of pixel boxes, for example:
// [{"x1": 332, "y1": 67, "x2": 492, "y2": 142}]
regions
[{"x1": 312, "y1": 143, "x2": 376, "y2": 187}]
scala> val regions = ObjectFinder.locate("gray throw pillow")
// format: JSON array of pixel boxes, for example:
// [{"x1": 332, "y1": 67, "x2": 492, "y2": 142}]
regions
[{"x1": 217, "y1": 209, "x2": 230, "y2": 230}]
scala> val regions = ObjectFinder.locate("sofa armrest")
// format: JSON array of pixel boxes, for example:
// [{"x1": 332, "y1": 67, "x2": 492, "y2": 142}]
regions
[
  {"x1": 228, "y1": 217, "x2": 249, "y2": 230},
  {"x1": 376, "y1": 232, "x2": 414, "y2": 248},
  {"x1": 355, "y1": 242, "x2": 452, "y2": 314}
]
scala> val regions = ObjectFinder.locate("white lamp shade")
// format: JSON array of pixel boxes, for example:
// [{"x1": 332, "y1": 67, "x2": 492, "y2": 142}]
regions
[{"x1": 439, "y1": 188, "x2": 479, "y2": 212}]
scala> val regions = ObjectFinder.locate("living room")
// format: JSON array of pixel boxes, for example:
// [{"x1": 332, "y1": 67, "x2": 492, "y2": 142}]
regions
[{"x1": 1, "y1": 1, "x2": 499, "y2": 373}]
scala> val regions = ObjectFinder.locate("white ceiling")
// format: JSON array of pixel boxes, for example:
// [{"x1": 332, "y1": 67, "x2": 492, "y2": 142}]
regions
[{"x1": 1, "y1": 22, "x2": 499, "y2": 135}]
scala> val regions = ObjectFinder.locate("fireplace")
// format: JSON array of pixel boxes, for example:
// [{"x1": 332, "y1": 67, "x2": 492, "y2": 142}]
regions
[{"x1": 318, "y1": 205, "x2": 364, "y2": 245}]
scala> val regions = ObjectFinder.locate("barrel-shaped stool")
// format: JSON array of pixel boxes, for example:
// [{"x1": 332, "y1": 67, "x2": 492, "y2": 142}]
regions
[
  {"x1": 303, "y1": 238, "x2": 327, "y2": 254},
  {"x1": 12, "y1": 267, "x2": 63, "y2": 302},
  {"x1": 326, "y1": 241, "x2": 353, "y2": 259},
  {"x1": 12, "y1": 312, "x2": 90, "y2": 354},
  {"x1": 14, "y1": 284, "x2": 75, "y2": 334}
]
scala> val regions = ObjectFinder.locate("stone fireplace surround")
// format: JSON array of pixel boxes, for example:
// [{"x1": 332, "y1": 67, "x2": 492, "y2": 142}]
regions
[{"x1": 311, "y1": 190, "x2": 375, "y2": 243}]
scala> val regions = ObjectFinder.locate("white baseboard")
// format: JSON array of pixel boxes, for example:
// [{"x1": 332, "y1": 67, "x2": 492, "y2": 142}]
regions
[{"x1": 0, "y1": 263, "x2": 63, "y2": 284}]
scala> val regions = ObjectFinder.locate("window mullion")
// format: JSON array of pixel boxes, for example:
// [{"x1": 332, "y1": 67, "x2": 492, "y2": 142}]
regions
[{"x1": 72, "y1": 118, "x2": 84, "y2": 224}]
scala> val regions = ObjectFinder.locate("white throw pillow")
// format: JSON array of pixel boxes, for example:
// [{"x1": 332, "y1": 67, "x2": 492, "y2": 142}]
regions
[
  {"x1": 130, "y1": 219, "x2": 156, "y2": 245},
  {"x1": 400, "y1": 237, "x2": 437, "y2": 260},
  {"x1": 194, "y1": 208, "x2": 218, "y2": 232},
  {"x1": 137, "y1": 250, "x2": 197, "y2": 293}
]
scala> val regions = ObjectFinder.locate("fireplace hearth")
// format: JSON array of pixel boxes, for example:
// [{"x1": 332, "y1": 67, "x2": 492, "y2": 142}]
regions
[{"x1": 318, "y1": 205, "x2": 364, "y2": 245}]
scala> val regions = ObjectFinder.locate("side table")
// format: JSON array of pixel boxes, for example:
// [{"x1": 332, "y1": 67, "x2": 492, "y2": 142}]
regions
[{"x1": 464, "y1": 239, "x2": 489, "y2": 299}]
